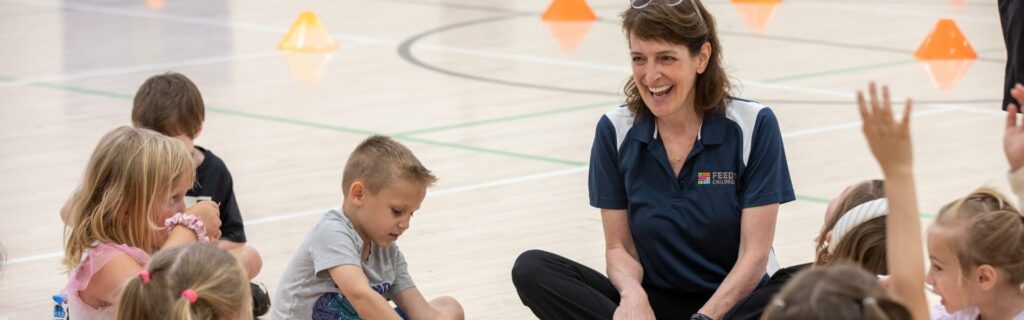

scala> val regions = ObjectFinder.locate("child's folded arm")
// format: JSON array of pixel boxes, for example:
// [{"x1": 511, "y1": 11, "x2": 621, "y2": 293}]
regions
[{"x1": 329, "y1": 264, "x2": 404, "y2": 320}]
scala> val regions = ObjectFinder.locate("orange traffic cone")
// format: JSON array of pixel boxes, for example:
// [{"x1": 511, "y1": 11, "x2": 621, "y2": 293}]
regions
[
  {"x1": 914, "y1": 19, "x2": 977, "y2": 90},
  {"x1": 731, "y1": 0, "x2": 782, "y2": 35},
  {"x1": 278, "y1": 11, "x2": 339, "y2": 52},
  {"x1": 541, "y1": 0, "x2": 596, "y2": 22},
  {"x1": 545, "y1": 21, "x2": 594, "y2": 52},
  {"x1": 146, "y1": 0, "x2": 164, "y2": 9},
  {"x1": 914, "y1": 19, "x2": 977, "y2": 60}
]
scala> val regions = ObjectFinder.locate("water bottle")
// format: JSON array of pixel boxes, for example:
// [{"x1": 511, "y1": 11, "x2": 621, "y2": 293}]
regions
[{"x1": 52, "y1": 293, "x2": 68, "y2": 320}]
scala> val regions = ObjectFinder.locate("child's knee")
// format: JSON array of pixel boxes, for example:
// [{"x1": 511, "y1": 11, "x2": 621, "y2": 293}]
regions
[{"x1": 431, "y1": 296, "x2": 464, "y2": 320}]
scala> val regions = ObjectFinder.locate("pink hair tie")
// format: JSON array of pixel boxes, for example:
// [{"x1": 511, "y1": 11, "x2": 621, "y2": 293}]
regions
[
  {"x1": 138, "y1": 271, "x2": 151, "y2": 283},
  {"x1": 181, "y1": 289, "x2": 198, "y2": 304}
]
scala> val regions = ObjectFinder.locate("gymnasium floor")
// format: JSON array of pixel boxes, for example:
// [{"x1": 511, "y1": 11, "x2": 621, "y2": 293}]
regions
[{"x1": 0, "y1": 0, "x2": 1010, "y2": 318}]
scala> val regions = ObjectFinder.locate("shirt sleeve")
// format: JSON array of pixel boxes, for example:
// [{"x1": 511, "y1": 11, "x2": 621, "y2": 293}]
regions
[
  {"x1": 309, "y1": 222, "x2": 362, "y2": 278},
  {"x1": 589, "y1": 115, "x2": 628, "y2": 210},
  {"x1": 215, "y1": 165, "x2": 247, "y2": 243},
  {"x1": 740, "y1": 108, "x2": 796, "y2": 209},
  {"x1": 386, "y1": 249, "x2": 416, "y2": 300}
]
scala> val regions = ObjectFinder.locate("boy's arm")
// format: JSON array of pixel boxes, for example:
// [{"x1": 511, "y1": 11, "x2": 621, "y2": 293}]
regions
[
  {"x1": 393, "y1": 287, "x2": 441, "y2": 320},
  {"x1": 328, "y1": 265, "x2": 404, "y2": 320}
]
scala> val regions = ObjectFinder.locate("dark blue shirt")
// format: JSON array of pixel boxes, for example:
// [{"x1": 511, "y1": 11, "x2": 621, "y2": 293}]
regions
[{"x1": 588, "y1": 99, "x2": 795, "y2": 297}]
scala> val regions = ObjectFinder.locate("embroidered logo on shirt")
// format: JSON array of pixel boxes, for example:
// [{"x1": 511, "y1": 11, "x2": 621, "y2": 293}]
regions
[
  {"x1": 698, "y1": 171, "x2": 736, "y2": 185},
  {"x1": 697, "y1": 172, "x2": 711, "y2": 185}
]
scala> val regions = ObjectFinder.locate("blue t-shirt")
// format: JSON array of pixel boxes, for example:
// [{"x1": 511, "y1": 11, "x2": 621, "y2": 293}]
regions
[{"x1": 588, "y1": 99, "x2": 795, "y2": 297}]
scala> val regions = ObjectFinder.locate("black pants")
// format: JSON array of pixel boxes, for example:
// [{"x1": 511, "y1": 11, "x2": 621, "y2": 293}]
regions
[
  {"x1": 1001, "y1": 0, "x2": 1023, "y2": 110},
  {"x1": 512, "y1": 250, "x2": 709, "y2": 320}
]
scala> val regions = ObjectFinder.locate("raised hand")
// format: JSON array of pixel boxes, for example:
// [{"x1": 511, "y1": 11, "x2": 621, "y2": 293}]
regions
[
  {"x1": 1004, "y1": 84, "x2": 1024, "y2": 172},
  {"x1": 857, "y1": 82, "x2": 913, "y2": 175}
]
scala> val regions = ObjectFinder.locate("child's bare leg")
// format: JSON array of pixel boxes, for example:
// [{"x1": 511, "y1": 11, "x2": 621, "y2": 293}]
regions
[
  {"x1": 219, "y1": 240, "x2": 263, "y2": 279},
  {"x1": 429, "y1": 296, "x2": 464, "y2": 320}
]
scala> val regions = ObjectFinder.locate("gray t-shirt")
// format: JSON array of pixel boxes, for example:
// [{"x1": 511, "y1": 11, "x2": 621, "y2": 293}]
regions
[{"x1": 271, "y1": 209, "x2": 415, "y2": 320}]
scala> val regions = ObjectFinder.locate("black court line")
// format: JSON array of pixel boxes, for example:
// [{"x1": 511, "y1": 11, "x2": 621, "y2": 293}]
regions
[{"x1": 397, "y1": 13, "x2": 623, "y2": 97}]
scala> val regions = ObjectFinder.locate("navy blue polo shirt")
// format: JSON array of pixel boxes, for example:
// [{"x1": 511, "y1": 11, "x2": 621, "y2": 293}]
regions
[{"x1": 588, "y1": 98, "x2": 795, "y2": 297}]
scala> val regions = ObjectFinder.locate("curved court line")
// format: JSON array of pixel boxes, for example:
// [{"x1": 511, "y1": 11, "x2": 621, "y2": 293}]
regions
[{"x1": 396, "y1": 14, "x2": 621, "y2": 97}]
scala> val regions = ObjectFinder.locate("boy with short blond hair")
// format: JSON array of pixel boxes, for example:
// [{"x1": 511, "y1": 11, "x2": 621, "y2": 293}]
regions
[{"x1": 272, "y1": 135, "x2": 463, "y2": 320}]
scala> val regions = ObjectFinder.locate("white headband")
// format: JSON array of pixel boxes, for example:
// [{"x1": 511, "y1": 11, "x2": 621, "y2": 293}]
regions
[{"x1": 828, "y1": 198, "x2": 888, "y2": 254}]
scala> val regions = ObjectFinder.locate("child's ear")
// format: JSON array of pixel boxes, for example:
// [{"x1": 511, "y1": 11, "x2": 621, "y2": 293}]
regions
[
  {"x1": 349, "y1": 182, "x2": 366, "y2": 207},
  {"x1": 976, "y1": 264, "x2": 999, "y2": 291},
  {"x1": 194, "y1": 124, "x2": 203, "y2": 139},
  {"x1": 825, "y1": 230, "x2": 833, "y2": 244}
]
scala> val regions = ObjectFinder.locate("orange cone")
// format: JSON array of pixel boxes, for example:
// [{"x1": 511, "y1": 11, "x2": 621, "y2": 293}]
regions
[
  {"x1": 919, "y1": 60, "x2": 974, "y2": 91},
  {"x1": 914, "y1": 19, "x2": 977, "y2": 60},
  {"x1": 541, "y1": 0, "x2": 596, "y2": 22},
  {"x1": 146, "y1": 0, "x2": 164, "y2": 9},
  {"x1": 545, "y1": 21, "x2": 594, "y2": 52},
  {"x1": 278, "y1": 11, "x2": 339, "y2": 52},
  {"x1": 731, "y1": 0, "x2": 782, "y2": 34}
]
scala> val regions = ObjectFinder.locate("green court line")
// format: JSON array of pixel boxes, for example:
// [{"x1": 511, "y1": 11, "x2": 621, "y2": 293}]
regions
[
  {"x1": 12, "y1": 80, "x2": 585, "y2": 166},
  {"x1": 763, "y1": 46, "x2": 1006, "y2": 84},
  {"x1": 399, "y1": 136, "x2": 586, "y2": 166},
  {"x1": 391, "y1": 100, "x2": 619, "y2": 136}
]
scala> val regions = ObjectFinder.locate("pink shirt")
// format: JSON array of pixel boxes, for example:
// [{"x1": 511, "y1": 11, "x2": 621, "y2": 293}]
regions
[{"x1": 64, "y1": 242, "x2": 150, "y2": 320}]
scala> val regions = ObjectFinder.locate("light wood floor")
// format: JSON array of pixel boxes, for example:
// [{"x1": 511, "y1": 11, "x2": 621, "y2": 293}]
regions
[{"x1": 0, "y1": 0, "x2": 1011, "y2": 318}]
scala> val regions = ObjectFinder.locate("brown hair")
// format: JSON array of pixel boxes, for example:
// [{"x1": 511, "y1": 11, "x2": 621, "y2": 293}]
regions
[
  {"x1": 132, "y1": 72, "x2": 205, "y2": 138},
  {"x1": 932, "y1": 188, "x2": 1024, "y2": 299},
  {"x1": 621, "y1": 0, "x2": 730, "y2": 121},
  {"x1": 814, "y1": 180, "x2": 888, "y2": 274},
  {"x1": 342, "y1": 135, "x2": 438, "y2": 196},
  {"x1": 762, "y1": 264, "x2": 912, "y2": 320},
  {"x1": 63, "y1": 126, "x2": 194, "y2": 271},
  {"x1": 118, "y1": 243, "x2": 252, "y2": 320}
]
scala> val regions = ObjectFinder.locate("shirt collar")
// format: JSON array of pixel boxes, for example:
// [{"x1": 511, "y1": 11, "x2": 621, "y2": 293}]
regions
[{"x1": 630, "y1": 113, "x2": 726, "y2": 145}]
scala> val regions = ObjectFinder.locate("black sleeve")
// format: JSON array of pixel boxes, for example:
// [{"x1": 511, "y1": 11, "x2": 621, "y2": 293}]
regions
[
  {"x1": 215, "y1": 166, "x2": 247, "y2": 243},
  {"x1": 1001, "y1": 0, "x2": 1023, "y2": 110}
]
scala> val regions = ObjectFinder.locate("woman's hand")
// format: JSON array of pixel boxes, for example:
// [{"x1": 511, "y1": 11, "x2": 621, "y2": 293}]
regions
[
  {"x1": 613, "y1": 291, "x2": 656, "y2": 320},
  {"x1": 1004, "y1": 84, "x2": 1024, "y2": 172},
  {"x1": 857, "y1": 82, "x2": 913, "y2": 176}
]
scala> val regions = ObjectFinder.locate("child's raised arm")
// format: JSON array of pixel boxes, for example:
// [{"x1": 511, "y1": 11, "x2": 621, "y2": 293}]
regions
[
  {"x1": 857, "y1": 82, "x2": 929, "y2": 320},
  {"x1": 329, "y1": 265, "x2": 404, "y2": 320}
]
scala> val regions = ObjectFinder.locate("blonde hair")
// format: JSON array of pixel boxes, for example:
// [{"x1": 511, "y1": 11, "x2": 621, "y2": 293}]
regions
[
  {"x1": 63, "y1": 126, "x2": 194, "y2": 271},
  {"x1": 815, "y1": 180, "x2": 888, "y2": 274},
  {"x1": 118, "y1": 243, "x2": 252, "y2": 320},
  {"x1": 762, "y1": 264, "x2": 912, "y2": 320},
  {"x1": 342, "y1": 135, "x2": 437, "y2": 196},
  {"x1": 932, "y1": 188, "x2": 1024, "y2": 302}
]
